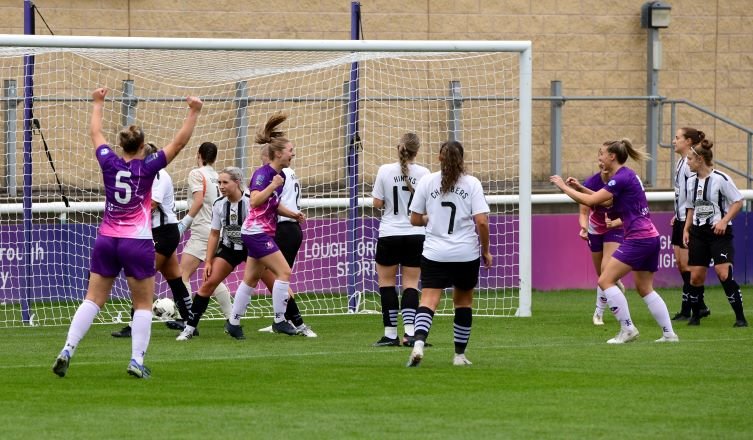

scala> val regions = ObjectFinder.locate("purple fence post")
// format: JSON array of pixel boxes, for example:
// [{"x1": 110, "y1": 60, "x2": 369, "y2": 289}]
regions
[
  {"x1": 20, "y1": 0, "x2": 35, "y2": 323},
  {"x1": 346, "y1": 1, "x2": 361, "y2": 311}
]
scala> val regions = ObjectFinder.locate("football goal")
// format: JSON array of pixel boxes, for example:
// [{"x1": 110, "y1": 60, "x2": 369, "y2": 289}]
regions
[{"x1": 0, "y1": 35, "x2": 531, "y2": 327}]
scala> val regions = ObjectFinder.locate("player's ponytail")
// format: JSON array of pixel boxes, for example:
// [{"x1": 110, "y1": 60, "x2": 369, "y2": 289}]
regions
[
  {"x1": 118, "y1": 125, "x2": 145, "y2": 154},
  {"x1": 439, "y1": 140, "x2": 465, "y2": 194},
  {"x1": 256, "y1": 112, "x2": 290, "y2": 161},
  {"x1": 397, "y1": 132, "x2": 420, "y2": 192}
]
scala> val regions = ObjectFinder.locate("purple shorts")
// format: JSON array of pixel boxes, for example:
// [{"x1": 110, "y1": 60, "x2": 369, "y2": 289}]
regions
[
  {"x1": 612, "y1": 236, "x2": 660, "y2": 273},
  {"x1": 89, "y1": 235, "x2": 156, "y2": 280},
  {"x1": 587, "y1": 229, "x2": 624, "y2": 253},
  {"x1": 242, "y1": 233, "x2": 280, "y2": 260}
]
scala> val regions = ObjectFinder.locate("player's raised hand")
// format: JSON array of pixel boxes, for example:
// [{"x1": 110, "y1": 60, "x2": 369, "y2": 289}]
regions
[
  {"x1": 92, "y1": 88, "x2": 107, "y2": 103},
  {"x1": 186, "y1": 96, "x2": 203, "y2": 112}
]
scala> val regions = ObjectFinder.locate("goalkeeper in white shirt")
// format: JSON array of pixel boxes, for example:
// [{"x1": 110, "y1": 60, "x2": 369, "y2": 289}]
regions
[{"x1": 172, "y1": 142, "x2": 234, "y2": 328}]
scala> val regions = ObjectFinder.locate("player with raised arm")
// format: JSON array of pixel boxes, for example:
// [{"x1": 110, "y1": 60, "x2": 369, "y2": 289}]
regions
[
  {"x1": 551, "y1": 139, "x2": 678, "y2": 344},
  {"x1": 371, "y1": 133, "x2": 430, "y2": 347},
  {"x1": 670, "y1": 127, "x2": 710, "y2": 321},
  {"x1": 222, "y1": 112, "x2": 305, "y2": 340},
  {"x1": 110, "y1": 142, "x2": 193, "y2": 338},
  {"x1": 176, "y1": 167, "x2": 251, "y2": 340},
  {"x1": 172, "y1": 142, "x2": 234, "y2": 328},
  {"x1": 406, "y1": 140, "x2": 491, "y2": 367},
  {"x1": 683, "y1": 140, "x2": 748, "y2": 327},
  {"x1": 52, "y1": 88, "x2": 202, "y2": 378}
]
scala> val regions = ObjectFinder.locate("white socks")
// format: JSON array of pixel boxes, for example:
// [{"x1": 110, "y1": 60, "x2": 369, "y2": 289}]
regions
[
  {"x1": 62, "y1": 299, "x2": 100, "y2": 357},
  {"x1": 603, "y1": 285, "x2": 636, "y2": 331},
  {"x1": 229, "y1": 282, "x2": 253, "y2": 326},
  {"x1": 384, "y1": 326, "x2": 398, "y2": 339},
  {"x1": 643, "y1": 291, "x2": 675, "y2": 336},
  {"x1": 213, "y1": 282, "x2": 234, "y2": 319},
  {"x1": 131, "y1": 309, "x2": 152, "y2": 365},
  {"x1": 595, "y1": 286, "x2": 608, "y2": 316},
  {"x1": 272, "y1": 280, "x2": 290, "y2": 323}
]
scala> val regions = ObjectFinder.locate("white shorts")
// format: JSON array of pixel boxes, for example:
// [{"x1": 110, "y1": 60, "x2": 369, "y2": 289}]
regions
[{"x1": 183, "y1": 234, "x2": 209, "y2": 261}]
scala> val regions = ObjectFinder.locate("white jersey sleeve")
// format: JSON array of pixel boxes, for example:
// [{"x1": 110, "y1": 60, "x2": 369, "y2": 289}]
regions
[
  {"x1": 412, "y1": 172, "x2": 489, "y2": 262},
  {"x1": 372, "y1": 162, "x2": 430, "y2": 237},
  {"x1": 278, "y1": 168, "x2": 301, "y2": 223},
  {"x1": 187, "y1": 166, "x2": 220, "y2": 239},
  {"x1": 151, "y1": 169, "x2": 178, "y2": 227}
]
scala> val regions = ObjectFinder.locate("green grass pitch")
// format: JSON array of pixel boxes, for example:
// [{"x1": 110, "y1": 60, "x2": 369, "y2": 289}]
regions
[{"x1": 1, "y1": 287, "x2": 751, "y2": 439}]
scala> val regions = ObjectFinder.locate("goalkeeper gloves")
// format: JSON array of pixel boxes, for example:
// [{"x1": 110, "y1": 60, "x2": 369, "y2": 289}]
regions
[{"x1": 177, "y1": 214, "x2": 193, "y2": 236}]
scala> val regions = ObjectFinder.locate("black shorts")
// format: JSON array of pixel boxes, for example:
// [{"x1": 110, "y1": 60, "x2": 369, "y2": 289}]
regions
[
  {"x1": 152, "y1": 223, "x2": 180, "y2": 257},
  {"x1": 688, "y1": 224, "x2": 734, "y2": 267},
  {"x1": 420, "y1": 256, "x2": 480, "y2": 290},
  {"x1": 375, "y1": 235, "x2": 425, "y2": 267},
  {"x1": 275, "y1": 221, "x2": 303, "y2": 267},
  {"x1": 671, "y1": 219, "x2": 687, "y2": 248},
  {"x1": 215, "y1": 244, "x2": 247, "y2": 269}
]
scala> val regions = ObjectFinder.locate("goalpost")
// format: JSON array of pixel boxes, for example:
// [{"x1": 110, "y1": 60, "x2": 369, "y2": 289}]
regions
[{"x1": 0, "y1": 35, "x2": 532, "y2": 327}]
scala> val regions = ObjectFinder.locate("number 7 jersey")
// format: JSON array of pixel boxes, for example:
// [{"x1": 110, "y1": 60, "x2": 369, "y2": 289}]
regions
[
  {"x1": 410, "y1": 171, "x2": 490, "y2": 262},
  {"x1": 372, "y1": 162, "x2": 430, "y2": 237}
]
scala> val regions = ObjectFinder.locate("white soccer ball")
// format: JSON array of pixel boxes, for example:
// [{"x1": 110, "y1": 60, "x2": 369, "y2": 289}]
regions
[{"x1": 152, "y1": 298, "x2": 178, "y2": 320}]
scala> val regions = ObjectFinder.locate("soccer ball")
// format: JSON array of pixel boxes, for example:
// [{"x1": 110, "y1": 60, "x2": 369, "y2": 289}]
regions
[{"x1": 152, "y1": 298, "x2": 178, "y2": 320}]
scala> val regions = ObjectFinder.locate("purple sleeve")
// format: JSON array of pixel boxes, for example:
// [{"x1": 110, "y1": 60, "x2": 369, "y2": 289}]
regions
[
  {"x1": 95, "y1": 144, "x2": 115, "y2": 169},
  {"x1": 582, "y1": 173, "x2": 603, "y2": 192},
  {"x1": 250, "y1": 166, "x2": 271, "y2": 192},
  {"x1": 142, "y1": 150, "x2": 167, "y2": 177}
]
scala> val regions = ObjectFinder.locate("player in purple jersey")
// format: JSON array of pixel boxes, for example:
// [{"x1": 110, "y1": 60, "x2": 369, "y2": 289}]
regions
[
  {"x1": 52, "y1": 87, "x2": 203, "y2": 379},
  {"x1": 551, "y1": 138, "x2": 678, "y2": 344},
  {"x1": 565, "y1": 155, "x2": 624, "y2": 326},
  {"x1": 223, "y1": 112, "x2": 304, "y2": 339}
]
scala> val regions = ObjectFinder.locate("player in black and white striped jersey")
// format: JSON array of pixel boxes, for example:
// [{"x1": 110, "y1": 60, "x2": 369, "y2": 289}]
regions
[
  {"x1": 176, "y1": 167, "x2": 251, "y2": 340},
  {"x1": 670, "y1": 128, "x2": 709, "y2": 321},
  {"x1": 110, "y1": 142, "x2": 193, "y2": 338},
  {"x1": 371, "y1": 133, "x2": 430, "y2": 347},
  {"x1": 406, "y1": 140, "x2": 492, "y2": 367},
  {"x1": 683, "y1": 140, "x2": 748, "y2": 327}
]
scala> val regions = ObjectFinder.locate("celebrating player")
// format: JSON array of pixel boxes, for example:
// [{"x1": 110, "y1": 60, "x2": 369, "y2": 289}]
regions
[
  {"x1": 406, "y1": 140, "x2": 491, "y2": 367},
  {"x1": 223, "y1": 112, "x2": 304, "y2": 340},
  {"x1": 111, "y1": 142, "x2": 193, "y2": 338},
  {"x1": 565, "y1": 151, "x2": 625, "y2": 326},
  {"x1": 256, "y1": 145, "x2": 316, "y2": 337},
  {"x1": 371, "y1": 133, "x2": 430, "y2": 347},
  {"x1": 683, "y1": 139, "x2": 748, "y2": 327},
  {"x1": 551, "y1": 139, "x2": 678, "y2": 344},
  {"x1": 52, "y1": 88, "x2": 202, "y2": 378}
]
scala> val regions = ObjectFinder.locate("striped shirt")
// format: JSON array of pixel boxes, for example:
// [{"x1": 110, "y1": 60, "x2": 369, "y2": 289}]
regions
[
  {"x1": 673, "y1": 156, "x2": 694, "y2": 221},
  {"x1": 685, "y1": 169, "x2": 743, "y2": 227},
  {"x1": 211, "y1": 193, "x2": 251, "y2": 250},
  {"x1": 151, "y1": 169, "x2": 178, "y2": 227}
]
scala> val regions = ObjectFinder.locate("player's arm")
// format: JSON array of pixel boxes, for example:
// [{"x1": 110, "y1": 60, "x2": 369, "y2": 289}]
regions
[
  {"x1": 250, "y1": 174, "x2": 284, "y2": 207},
  {"x1": 551, "y1": 175, "x2": 612, "y2": 208},
  {"x1": 162, "y1": 96, "x2": 203, "y2": 164},
  {"x1": 89, "y1": 88, "x2": 107, "y2": 149},
  {"x1": 475, "y1": 212, "x2": 492, "y2": 268},
  {"x1": 373, "y1": 198, "x2": 384, "y2": 209},
  {"x1": 277, "y1": 203, "x2": 305, "y2": 223},
  {"x1": 410, "y1": 211, "x2": 427, "y2": 227},
  {"x1": 682, "y1": 208, "x2": 694, "y2": 246},
  {"x1": 577, "y1": 205, "x2": 589, "y2": 239},
  {"x1": 203, "y1": 228, "x2": 221, "y2": 281},
  {"x1": 714, "y1": 199, "x2": 742, "y2": 235}
]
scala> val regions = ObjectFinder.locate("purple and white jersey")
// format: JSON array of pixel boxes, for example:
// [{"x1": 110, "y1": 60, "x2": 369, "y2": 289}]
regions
[
  {"x1": 582, "y1": 172, "x2": 617, "y2": 235},
  {"x1": 241, "y1": 163, "x2": 285, "y2": 236},
  {"x1": 603, "y1": 166, "x2": 658, "y2": 240},
  {"x1": 96, "y1": 144, "x2": 167, "y2": 239}
]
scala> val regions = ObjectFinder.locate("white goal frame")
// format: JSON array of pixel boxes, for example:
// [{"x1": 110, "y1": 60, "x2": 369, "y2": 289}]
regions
[{"x1": 0, "y1": 34, "x2": 532, "y2": 321}]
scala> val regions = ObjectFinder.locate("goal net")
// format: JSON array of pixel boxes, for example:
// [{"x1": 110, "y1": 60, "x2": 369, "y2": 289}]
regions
[{"x1": 0, "y1": 36, "x2": 531, "y2": 327}]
